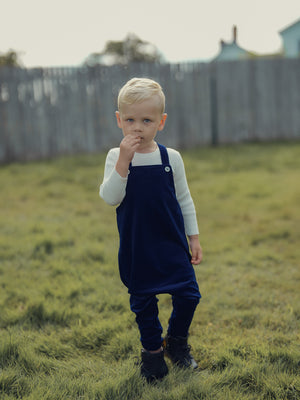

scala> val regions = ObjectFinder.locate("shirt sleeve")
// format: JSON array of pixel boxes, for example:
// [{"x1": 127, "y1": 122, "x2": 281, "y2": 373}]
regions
[
  {"x1": 168, "y1": 149, "x2": 199, "y2": 236},
  {"x1": 99, "y1": 148, "x2": 127, "y2": 206}
]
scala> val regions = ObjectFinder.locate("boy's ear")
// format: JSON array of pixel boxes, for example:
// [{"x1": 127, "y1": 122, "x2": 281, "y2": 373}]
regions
[
  {"x1": 115, "y1": 111, "x2": 122, "y2": 129},
  {"x1": 158, "y1": 113, "x2": 167, "y2": 131}
]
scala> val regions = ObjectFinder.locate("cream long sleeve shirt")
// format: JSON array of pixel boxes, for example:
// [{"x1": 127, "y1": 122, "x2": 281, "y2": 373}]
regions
[{"x1": 99, "y1": 145, "x2": 199, "y2": 236}]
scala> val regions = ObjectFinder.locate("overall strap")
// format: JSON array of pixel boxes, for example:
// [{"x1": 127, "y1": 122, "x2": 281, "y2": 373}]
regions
[{"x1": 158, "y1": 143, "x2": 170, "y2": 165}]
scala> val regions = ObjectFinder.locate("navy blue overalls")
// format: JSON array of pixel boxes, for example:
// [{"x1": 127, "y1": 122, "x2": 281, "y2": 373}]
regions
[{"x1": 117, "y1": 144, "x2": 201, "y2": 350}]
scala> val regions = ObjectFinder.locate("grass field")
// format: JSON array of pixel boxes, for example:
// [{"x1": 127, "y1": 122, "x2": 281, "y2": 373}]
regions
[{"x1": 0, "y1": 142, "x2": 299, "y2": 399}]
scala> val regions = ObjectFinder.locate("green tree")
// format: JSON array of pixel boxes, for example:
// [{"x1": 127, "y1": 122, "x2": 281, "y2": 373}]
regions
[
  {"x1": 0, "y1": 50, "x2": 22, "y2": 67},
  {"x1": 84, "y1": 33, "x2": 164, "y2": 66}
]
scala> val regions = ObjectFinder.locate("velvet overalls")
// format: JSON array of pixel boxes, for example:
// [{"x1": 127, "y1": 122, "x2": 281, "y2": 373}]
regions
[{"x1": 116, "y1": 144, "x2": 201, "y2": 350}]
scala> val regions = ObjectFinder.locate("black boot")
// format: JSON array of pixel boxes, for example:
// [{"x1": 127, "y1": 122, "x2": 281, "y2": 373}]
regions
[
  {"x1": 140, "y1": 349, "x2": 169, "y2": 382},
  {"x1": 163, "y1": 335, "x2": 198, "y2": 369}
]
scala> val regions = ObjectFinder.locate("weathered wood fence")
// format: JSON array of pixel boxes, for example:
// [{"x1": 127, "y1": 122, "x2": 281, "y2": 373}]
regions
[{"x1": 0, "y1": 59, "x2": 299, "y2": 163}]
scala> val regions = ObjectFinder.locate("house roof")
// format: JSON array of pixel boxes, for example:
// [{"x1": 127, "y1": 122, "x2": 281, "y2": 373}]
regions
[{"x1": 279, "y1": 18, "x2": 300, "y2": 35}]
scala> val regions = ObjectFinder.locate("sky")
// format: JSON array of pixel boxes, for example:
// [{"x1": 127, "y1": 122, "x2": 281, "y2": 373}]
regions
[{"x1": 1, "y1": 0, "x2": 300, "y2": 68}]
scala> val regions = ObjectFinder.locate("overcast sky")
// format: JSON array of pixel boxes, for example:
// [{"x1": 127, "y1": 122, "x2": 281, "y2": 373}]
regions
[{"x1": 1, "y1": 0, "x2": 299, "y2": 67}]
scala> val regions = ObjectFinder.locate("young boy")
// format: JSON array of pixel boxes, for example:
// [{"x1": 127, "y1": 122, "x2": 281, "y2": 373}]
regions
[{"x1": 100, "y1": 77, "x2": 202, "y2": 382}]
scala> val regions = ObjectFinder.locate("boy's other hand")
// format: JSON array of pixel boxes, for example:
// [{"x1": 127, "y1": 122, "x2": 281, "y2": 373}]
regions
[{"x1": 188, "y1": 235, "x2": 203, "y2": 265}]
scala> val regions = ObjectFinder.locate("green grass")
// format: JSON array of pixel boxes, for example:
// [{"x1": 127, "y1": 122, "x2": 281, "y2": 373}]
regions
[{"x1": 0, "y1": 142, "x2": 299, "y2": 399}]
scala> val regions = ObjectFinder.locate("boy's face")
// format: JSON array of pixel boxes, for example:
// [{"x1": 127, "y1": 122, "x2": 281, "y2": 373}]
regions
[{"x1": 116, "y1": 96, "x2": 167, "y2": 152}]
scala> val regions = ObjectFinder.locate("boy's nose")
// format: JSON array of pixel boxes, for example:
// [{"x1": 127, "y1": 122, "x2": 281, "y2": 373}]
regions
[{"x1": 134, "y1": 122, "x2": 142, "y2": 132}]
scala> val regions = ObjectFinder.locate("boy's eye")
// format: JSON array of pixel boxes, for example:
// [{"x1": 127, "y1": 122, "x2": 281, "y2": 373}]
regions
[
  {"x1": 126, "y1": 118, "x2": 133, "y2": 122},
  {"x1": 144, "y1": 119, "x2": 151, "y2": 123}
]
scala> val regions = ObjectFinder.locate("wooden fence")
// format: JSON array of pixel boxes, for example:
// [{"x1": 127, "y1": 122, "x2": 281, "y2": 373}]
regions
[{"x1": 0, "y1": 59, "x2": 299, "y2": 163}]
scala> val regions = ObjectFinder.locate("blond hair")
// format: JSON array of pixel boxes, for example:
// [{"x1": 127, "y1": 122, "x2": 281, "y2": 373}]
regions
[{"x1": 117, "y1": 77, "x2": 165, "y2": 114}]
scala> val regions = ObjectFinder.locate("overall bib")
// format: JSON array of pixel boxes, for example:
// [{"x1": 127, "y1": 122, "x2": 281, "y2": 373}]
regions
[{"x1": 116, "y1": 144, "x2": 201, "y2": 350}]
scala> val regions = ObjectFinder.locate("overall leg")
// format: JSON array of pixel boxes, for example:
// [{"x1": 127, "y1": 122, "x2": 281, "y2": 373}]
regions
[
  {"x1": 167, "y1": 294, "x2": 200, "y2": 337},
  {"x1": 130, "y1": 294, "x2": 163, "y2": 351}
]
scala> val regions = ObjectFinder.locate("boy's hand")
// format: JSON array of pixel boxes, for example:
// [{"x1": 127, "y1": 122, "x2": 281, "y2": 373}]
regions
[
  {"x1": 119, "y1": 134, "x2": 141, "y2": 162},
  {"x1": 116, "y1": 135, "x2": 141, "y2": 177},
  {"x1": 188, "y1": 235, "x2": 203, "y2": 265}
]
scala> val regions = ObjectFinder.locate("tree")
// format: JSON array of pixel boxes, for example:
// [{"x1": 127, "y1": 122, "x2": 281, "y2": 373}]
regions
[
  {"x1": 84, "y1": 33, "x2": 164, "y2": 66},
  {"x1": 0, "y1": 50, "x2": 22, "y2": 67}
]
